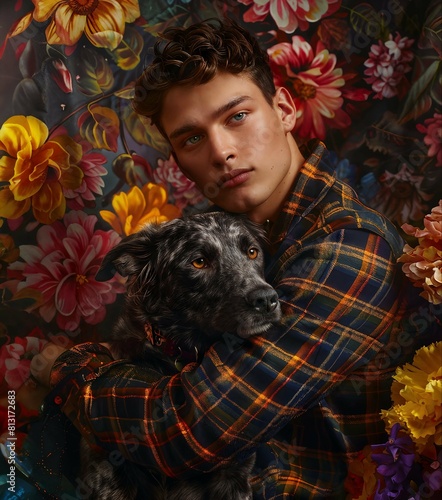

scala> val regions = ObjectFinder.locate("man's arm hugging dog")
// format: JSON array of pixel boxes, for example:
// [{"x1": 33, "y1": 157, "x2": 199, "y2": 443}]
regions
[{"x1": 31, "y1": 18, "x2": 439, "y2": 499}]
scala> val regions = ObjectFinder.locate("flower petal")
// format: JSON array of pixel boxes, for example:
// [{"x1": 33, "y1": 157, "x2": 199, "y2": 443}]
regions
[
  {"x1": 55, "y1": 274, "x2": 78, "y2": 316},
  {"x1": 32, "y1": 181, "x2": 66, "y2": 224},
  {"x1": 0, "y1": 188, "x2": 30, "y2": 219}
]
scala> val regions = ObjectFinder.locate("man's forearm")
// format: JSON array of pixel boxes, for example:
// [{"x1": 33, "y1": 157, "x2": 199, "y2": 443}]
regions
[{"x1": 31, "y1": 232, "x2": 405, "y2": 479}]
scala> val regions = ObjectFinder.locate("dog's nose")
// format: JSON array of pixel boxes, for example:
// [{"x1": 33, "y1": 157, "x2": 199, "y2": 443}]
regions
[{"x1": 247, "y1": 287, "x2": 279, "y2": 313}]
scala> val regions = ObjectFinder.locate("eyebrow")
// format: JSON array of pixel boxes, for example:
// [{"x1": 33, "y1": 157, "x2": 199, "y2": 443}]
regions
[{"x1": 168, "y1": 95, "x2": 252, "y2": 141}]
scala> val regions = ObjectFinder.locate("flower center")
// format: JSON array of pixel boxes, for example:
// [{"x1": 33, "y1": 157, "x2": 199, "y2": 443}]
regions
[
  {"x1": 68, "y1": 0, "x2": 99, "y2": 15},
  {"x1": 76, "y1": 274, "x2": 88, "y2": 285},
  {"x1": 292, "y1": 79, "x2": 316, "y2": 100}
]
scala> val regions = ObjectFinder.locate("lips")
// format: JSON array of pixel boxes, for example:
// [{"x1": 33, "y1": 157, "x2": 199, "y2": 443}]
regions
[{"x1": 218, "y1": 168, "x2": 252, "y2": 188}]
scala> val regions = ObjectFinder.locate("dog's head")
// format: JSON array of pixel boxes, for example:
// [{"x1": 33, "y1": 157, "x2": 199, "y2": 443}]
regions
[{"x1": 96, "y1": 212, "x2": 281, "y2": 348}]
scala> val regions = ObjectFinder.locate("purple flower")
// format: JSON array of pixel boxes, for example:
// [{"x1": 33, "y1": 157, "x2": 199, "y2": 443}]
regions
[{"x1": 371, "y1": 424, "x2": 415, "y2": 499}]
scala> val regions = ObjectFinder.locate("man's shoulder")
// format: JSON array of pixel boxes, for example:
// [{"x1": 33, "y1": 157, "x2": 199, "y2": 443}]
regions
[
  {"x1": 299, "y1": 146, "x2": 404, "y2": 258},
  {"x1": 317, "y1": 177, "x2": 404, "y2": 257}
]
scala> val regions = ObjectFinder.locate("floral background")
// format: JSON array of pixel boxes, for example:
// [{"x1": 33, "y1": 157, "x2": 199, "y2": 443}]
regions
[{"x1": 0, "y1": 0, "x2": 440, "y2": 498}]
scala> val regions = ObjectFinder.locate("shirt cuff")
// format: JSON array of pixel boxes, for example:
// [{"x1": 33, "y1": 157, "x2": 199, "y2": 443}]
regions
[
  {"x1": 43, "y1": 343, "x2": 114, "y2": 409},
  {"x1": 50, "y1": 342, "x2": 114, "y2": 386}
]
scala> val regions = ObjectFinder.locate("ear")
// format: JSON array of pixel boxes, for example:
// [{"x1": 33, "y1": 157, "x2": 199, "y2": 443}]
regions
[
  {"x1": 95, "y1": 224, "x2": 161, "y2": 282},
  {"x1": 274, "y1": 87, "x2": 297, "y2": 133}
]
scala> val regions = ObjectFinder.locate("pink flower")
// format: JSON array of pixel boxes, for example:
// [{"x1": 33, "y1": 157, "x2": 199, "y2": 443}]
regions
[
  {"x1": 9, "y1": 211, "x2": 124, "y2": 331},
  {"x1": 0, "y1": 336, "x2": 48, "y2": 390},
  {"x1": 238, "y1": 0, "x2": 341, "y2": 33},
  {"x1": 153, "y1": 155, "x2": 204, "y2": 210},
  {"x1": 64, "y1": 144, "x2": 107, "y2": 210},
  {"x1": 364, "y1": 33, "x2": 414, "y2": 99},
  {"x1": 399, "y1": 201, "x2": 442, "y2": 305},
  {"x1": 268, "y1": 36, "x2": 350, "y2": 139},
  {"x1": 416, "y1": 113, "x2": 442, "y2": 167}
]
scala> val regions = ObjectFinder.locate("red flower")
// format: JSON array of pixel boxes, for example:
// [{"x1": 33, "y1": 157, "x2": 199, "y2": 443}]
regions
[
  {"x1": 47, "y1": 58, "x2": 73, "y2": 93},
  {"x1": 268, "y1": 36, "x2": 350, "y2": 139},
  {"x1": 7, "y1": 211, "x2": 124, "y2": 331},
  {"x1": 238, "y1": 0, "x2": 341, "y2": 33}
]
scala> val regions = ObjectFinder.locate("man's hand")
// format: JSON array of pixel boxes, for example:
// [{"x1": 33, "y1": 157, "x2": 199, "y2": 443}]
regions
[{"x1": 30, "y1": 343, "x2": 67, "y2": 387}]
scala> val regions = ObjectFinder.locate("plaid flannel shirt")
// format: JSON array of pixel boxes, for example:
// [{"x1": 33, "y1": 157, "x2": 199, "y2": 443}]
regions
[{"x1": 49, "y1": 140, "x2": 438, "y2": 499}]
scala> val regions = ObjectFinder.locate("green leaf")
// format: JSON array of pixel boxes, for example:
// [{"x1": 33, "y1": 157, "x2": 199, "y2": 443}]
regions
[
  {"x1": 123, "y1": 107, "x2": 171, "y2": 157},
  {"x1": 349, "y1": 3, "x2": 387, "y2": 39},
  {"x1": 78, "y1": 106, "x2": 120, "y2": 152},
  {"x1": 399, "y1": 60, "x2": 440, "y2": 123},
  {"x1": 430, "y1": 68, "x2": 442, "y2": 105},
  {"x1": 114, "y1": 83, "x2": 135, "y2": 100},
  {"x1": 75, "y1": 48, "x2": 114, "y2": 96},
  {"x1": 420, "y1": 0, "x2": 442, "y2": 53},
  {"x1": 139, "y1": 0, "x2": 183, "y2": 28},
  {"x1": 139, "y1": 0, "x2": 228, "y2": 37},
  {"x1": 108, "y1": 27, "x2": 143, "y2": 71}
]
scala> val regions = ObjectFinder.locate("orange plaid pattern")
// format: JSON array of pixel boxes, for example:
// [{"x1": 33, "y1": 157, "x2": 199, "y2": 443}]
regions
[{"x1": 49, "y1": 140, "x2": 439, "y2": 498}]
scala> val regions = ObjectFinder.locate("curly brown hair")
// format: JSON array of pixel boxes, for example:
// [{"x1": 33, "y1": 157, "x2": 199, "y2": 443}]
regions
[{"x1": 132, "y1": 18, "x2": 276, "y2": 132}]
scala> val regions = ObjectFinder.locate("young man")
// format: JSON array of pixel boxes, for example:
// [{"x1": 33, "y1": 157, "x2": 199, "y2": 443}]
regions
[{"x1": 31, "y1": 18, "x2": 437, "y2": 498}]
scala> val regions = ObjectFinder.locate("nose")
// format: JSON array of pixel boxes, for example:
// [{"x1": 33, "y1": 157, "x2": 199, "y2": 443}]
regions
[
  {"x1": 246, "y1": 287, "x2": 279, "y2": 313},
  {"x1": 209, "y1": 129, "x2": 236, "y2": 167}
]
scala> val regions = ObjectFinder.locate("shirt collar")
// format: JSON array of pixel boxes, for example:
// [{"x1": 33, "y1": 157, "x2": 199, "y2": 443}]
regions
[{"x1": 267, "y1": 139, "x2": 335, "y2": 247}]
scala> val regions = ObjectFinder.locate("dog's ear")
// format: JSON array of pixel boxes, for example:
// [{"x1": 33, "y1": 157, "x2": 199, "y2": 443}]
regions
[{"x1": 95, "y1": 224, "x2": 161, "y2": 282}]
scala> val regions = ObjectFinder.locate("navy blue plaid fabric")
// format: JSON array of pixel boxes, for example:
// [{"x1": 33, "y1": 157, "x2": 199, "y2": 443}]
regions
[{"x1": 50, "y1": 140, "x2": 439, "y2": 498}]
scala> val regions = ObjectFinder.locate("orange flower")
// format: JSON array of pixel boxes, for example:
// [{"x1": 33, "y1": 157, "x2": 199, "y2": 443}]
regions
[
  {"x1": 344, "y1": 446, "x2": 377, "y2": 500},
  {"x1": 100, "y1": 183, "x2": 181, "y2": 236},
  {"x1": 33, "y1": 0, "x2": 140, "y2": 49},
  {"x1": 0, "y1": 115, "x2": 83, "y2": 224},
  {"x1": 0, "y1": 234, "x2": 20, "y2": 265}
]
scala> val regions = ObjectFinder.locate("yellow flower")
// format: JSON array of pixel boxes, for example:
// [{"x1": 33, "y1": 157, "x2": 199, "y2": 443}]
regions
[
  {"x1": 100, "y1": 183, "x2": 181, "y2": 236},
  {"x1": 381, "y1": 341, "x2": 442, "y2": 453},
  {"x1": 0, "y1": 115, "x2": 83, "y2": 224},
  {"x1": 33, "y1": 0, "x2": 140, "y2": 50}
]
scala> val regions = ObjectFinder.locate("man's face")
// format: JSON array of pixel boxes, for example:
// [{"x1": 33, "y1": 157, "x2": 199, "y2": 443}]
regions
[{"x1": 160, "y1": 72, "x2": 300, "y2": 222}]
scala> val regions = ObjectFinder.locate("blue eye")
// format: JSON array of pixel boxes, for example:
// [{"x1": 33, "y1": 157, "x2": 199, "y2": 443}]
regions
[
  {"x1": 232, "y1": 112, "x2": 246, "y2": 122},
  {"x1": 185, "y1": 135, "x2": 201, "y2": 145}
]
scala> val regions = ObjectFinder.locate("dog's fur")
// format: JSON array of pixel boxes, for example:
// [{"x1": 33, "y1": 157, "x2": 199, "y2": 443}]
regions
[{"x1": 81, "y1": 211, "x2": 281, "y2": 499}]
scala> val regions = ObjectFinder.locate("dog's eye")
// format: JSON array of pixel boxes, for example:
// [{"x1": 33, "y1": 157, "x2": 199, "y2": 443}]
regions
[
  {"x1": 247, "y1": 247, "x2": 259, "y2": 260},
  {"x1": 191, "y1": 258, "x2": 207, "y2": 269}
]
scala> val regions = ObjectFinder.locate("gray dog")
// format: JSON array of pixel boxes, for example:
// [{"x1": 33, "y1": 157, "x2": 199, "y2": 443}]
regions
[{"x1": 80, "y1": 211, "x2": 281, "y2": 500}]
